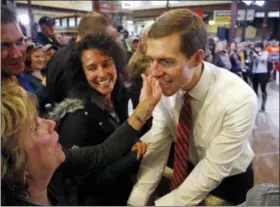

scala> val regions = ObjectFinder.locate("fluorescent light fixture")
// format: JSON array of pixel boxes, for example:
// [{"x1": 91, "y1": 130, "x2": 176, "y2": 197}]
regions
[
  {"x1": 255, "y1": 1, "x2": 265, "y2": 6},
  {"x1": 255, "y1": 12, "x2": 265, "y2": 18},
  {"x1": 126, "y1": 20, "x2": 134, "y2": 24},
  {"x1": 209, "y1": 20, "x2": 215, "y2": 25},
  {"x1": 243, "y1": 0, "x2": 253, "y2": 6},
  {"x1": 268, "y1": 11, "x2": 280, "y2": 18},
  {"x1": 17, "y1": 14, "x2": 29, "y2": 25}
]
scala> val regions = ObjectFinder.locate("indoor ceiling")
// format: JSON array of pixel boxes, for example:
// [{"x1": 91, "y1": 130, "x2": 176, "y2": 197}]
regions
[{"x1": 15, "y1": 0, "x2": 232, "y2": 12}]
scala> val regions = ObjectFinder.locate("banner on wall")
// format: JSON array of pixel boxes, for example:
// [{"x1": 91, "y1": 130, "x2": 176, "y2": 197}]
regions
[
  {"x1": 214, "y1": 9, "x2": 255, "y2": 24},
  {"x1": 214, "y1": 10, "x2": 231, "y2": 24}
]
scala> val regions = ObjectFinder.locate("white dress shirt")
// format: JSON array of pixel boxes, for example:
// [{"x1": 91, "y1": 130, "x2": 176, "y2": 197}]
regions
[{"x1": 128, "y1": 62, "x2": 258, "y2": 206}]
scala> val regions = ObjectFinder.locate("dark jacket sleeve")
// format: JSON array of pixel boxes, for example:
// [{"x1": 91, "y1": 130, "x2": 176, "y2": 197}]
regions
[
  {"x1": 56, "y1": 110, "x2": 90, "y2": 149},
  {"x1": 45, "y1": 45, "x2": 74, "y2": 104},
  {"x1": 61, "y1": 121, "x2": 139, "y2": 177},
  {"x1": 87, "y1": 151, "x2": 139, "y2": 188}
]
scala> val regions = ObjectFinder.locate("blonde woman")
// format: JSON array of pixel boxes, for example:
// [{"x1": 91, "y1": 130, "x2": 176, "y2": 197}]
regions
[
  {"x1": 1, "y1": 76, "x2": 161, "y2": 205},
  {"x1": 126, "y1": 22, "x2": 153, "y2": 109}
]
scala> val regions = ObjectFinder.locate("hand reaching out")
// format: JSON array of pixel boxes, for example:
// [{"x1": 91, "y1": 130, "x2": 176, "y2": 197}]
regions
[
  {"x1": 139, "y1": 74, "x2": 162, "y2": 107},
  {"x1": 131, "y1": 141, "x2": 149, "y2": 160}
]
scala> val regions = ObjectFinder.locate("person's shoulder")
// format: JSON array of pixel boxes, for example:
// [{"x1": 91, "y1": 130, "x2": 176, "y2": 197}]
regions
[
  {"x1": 208, "y1": 62, "x2": 256, "y2": 102},
  {"x1": 47, "y1": 43, "x2": 75, "y2": 67},
  {"x1": 55, "y1": 43, "x2": 75, "y2": 55},
  {"x1": 49, "y1": 98, "x2": 85, "y2": 121},
  {"x1": 36, "y1": 32, "x2": 47, "y2": 44}
]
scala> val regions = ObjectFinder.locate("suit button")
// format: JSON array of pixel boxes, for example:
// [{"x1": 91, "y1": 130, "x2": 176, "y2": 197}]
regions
[
  {"x1": 99, "y1": 122, "x2": 103, "y2": 126},
  {"x1": 84, "y1": 111, "x2": 88, "y2": 116}
]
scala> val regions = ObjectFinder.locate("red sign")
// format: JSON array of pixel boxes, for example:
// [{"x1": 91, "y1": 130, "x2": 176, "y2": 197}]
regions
[{"x1": 194, "y1": 11, "x2": 203, "y2": 19}]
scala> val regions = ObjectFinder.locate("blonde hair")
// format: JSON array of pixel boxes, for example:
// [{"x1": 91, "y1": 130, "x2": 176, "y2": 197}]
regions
[
  {"x1": 126, "y1": 23, "x2": 153, "y2": 80},
  {"x1": 1, "y1": 80, "x2": 37, "y2": 196}
]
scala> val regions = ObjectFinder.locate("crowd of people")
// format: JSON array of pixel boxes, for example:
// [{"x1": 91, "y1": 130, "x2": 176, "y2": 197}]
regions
[
  {"x1": 205, "y1": 38, "x2": 279, "y2": 112},
  {"x1": 1, "y1": 5, "x2": 279, "y2": 206}
]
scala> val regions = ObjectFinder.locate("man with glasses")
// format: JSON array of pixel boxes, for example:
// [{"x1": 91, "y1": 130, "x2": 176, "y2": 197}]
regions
[
  {"x1": 1, "y1": 5, "x2": 33, "y2": 92},
  {"x1": 1, "y1": 6, "x2": 50, "y2": 115}
]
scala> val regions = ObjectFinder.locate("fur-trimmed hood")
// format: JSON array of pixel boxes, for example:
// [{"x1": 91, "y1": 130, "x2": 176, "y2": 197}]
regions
[{"x1": 49, "y1": 98, "x2": 85, "y2": 122}]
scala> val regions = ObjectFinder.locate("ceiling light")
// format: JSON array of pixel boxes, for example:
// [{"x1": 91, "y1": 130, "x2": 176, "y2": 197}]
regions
[
  {"x1": 243, "y1": 0, "x2": 253, "y2": 6},
  {"x1": 17, "y1": 14, "x2": 29, "y2": 25},
  {"x1": 255, "y1": 1, "x2": 265, "y2": 6}
]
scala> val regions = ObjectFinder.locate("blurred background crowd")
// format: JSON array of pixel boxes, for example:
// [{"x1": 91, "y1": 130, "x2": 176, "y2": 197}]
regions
[{"x1": 1, "y1": 0, "x2": 279, "y2": 206}]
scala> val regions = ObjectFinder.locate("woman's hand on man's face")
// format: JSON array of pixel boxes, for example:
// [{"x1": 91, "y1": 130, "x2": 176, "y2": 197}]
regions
[{"x1": 139, "y1": 74, "x2": 162, "y2": 107}]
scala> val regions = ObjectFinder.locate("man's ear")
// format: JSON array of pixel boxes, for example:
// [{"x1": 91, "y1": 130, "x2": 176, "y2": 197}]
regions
[{"x1": 193, "y1": 49, "x2": 204, "y2": 68}]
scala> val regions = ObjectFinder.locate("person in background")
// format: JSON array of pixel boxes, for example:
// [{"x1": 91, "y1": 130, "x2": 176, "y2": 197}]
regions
[
  {"x1": 126, "y1": 22, "x2": 153, "y2": 109},
  {"x1": 36, "y1": 16, "x2": 61, "y2": 47},
  {"x1": 203, "y1": 48, "x2": 213, "y2": 63},
  {"x1": 229, "y1": 42, "x2": 242, "y2": 76},
  {"x1": 54, "y1": 32, "x2": 65, "y2": 46},
  {"x1": 24, "y1": 43, "x2": 51, "y2": 116},
  {"x1": 128, "y1": 9, "x2": 257, "y2": 206},
  {"x1": 1, "y1": 5, "x2": 52, "y2": 117},
  {"x1": 1, "y1": 74, "x2": 162, "y2": 206},
  {"x1": 126, "y1": 23, "x2": 154, "y2": 137},
  {"x1": 42, "y1": 44, "x2": 58, "y2": 63},
  {"x1": 1, "y1": 5, "x2": 32, "y2": 93},
  {"x1": 238, "y1": 43, "x2": 251, "y2": 84},
  {"x1": 214, "y1": 41, "x2": 232, "y2": 70},
  {"x1": 129, "y1": 36, "x2": 139, "y2": 54},
  {"x1": 118, "y1": 25, "x2": 133, "y2": 61},
  {"x1": 24, "y1": 44, "x2": 46, "y2": 93},
  {"x1": 50, "y1": 33, "x2": 145, "y2": 206},
  {"x1": 266, "y1": 39, "x2": 279, "y2": 81},
  {"x1": 251, "y1": 42, "x2": 269, "y2": 112},
  {"x1": 45, "y1": 12, "x2": 120, "y2": 104}
]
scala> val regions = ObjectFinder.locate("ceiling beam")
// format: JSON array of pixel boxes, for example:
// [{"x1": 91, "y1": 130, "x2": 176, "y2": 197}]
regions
[
  {"x1": 16, "y1": 2, "x2": 89, "y2": 14},
  {"x1": 132, "y1": 1, "x2": 280, "y2": 19}
]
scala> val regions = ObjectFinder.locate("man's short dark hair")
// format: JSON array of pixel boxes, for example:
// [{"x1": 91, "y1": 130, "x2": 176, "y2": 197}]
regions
[
  {"x1": 1, "y1": 5, "x2": 17, "y2": 23},
  {"x1": 78, "y1": 12, "x2": 112, "y2": 39},
  {"x1": 148, "y1": 9, "x2": 207, "y2": 58}
]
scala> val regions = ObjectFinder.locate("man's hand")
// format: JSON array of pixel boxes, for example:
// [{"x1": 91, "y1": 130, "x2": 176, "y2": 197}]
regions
[{"x1": 131, "y1": 141, "x2": 149, "y2": 160}]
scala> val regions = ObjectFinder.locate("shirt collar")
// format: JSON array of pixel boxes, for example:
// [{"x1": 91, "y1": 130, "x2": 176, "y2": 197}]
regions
[{"x1": 179, "y1": 61, "x2": 212, "y2": 102}]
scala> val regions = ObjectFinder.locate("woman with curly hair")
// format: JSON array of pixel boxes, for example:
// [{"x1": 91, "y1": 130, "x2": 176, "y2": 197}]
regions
[
  {"x1": 49, "y1": 33, "x2": 151, "y2": 205},
  {"x1": 1, "y1": 73, "x2": 161, "y2": 205}
]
